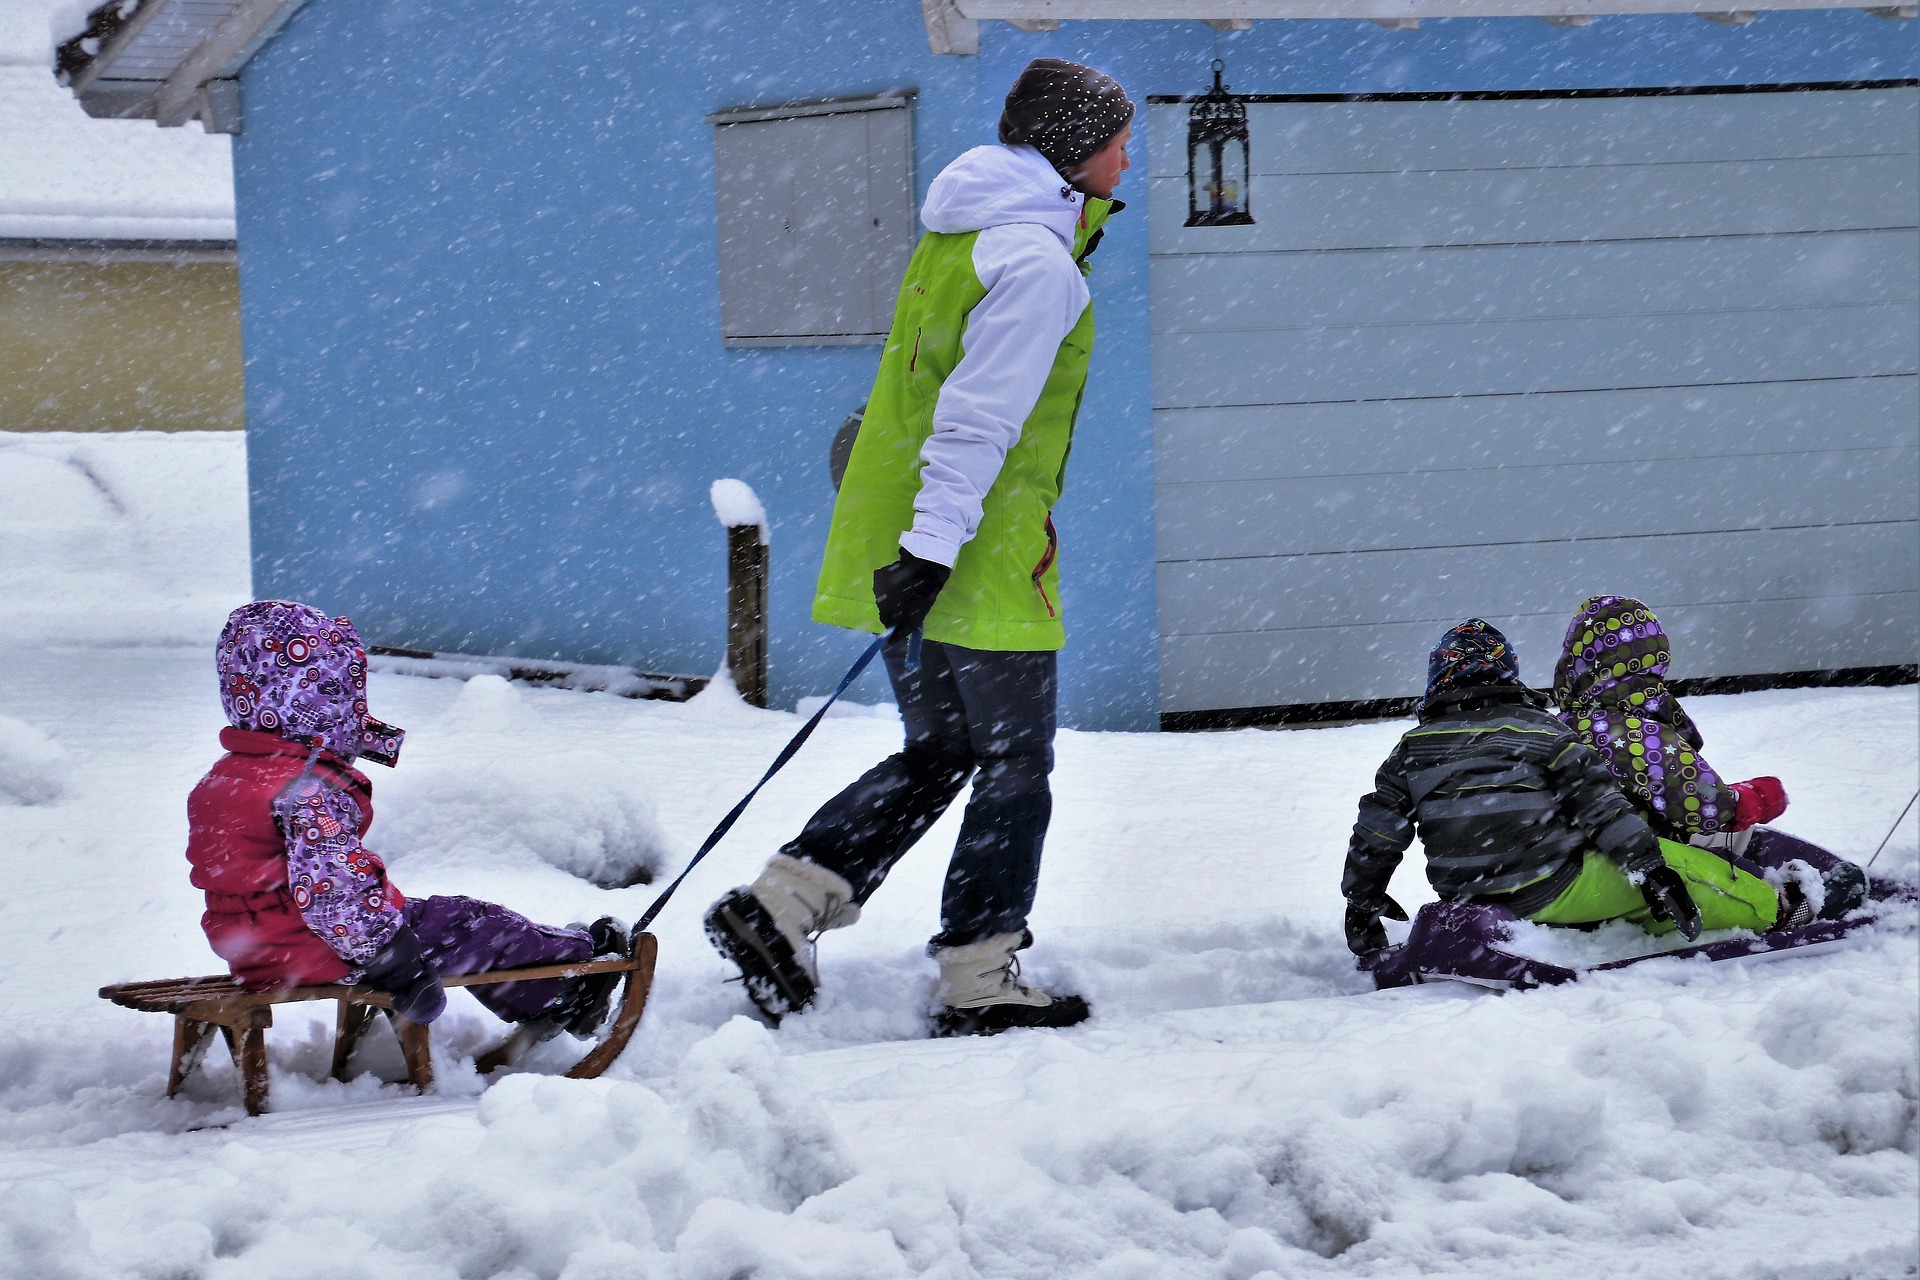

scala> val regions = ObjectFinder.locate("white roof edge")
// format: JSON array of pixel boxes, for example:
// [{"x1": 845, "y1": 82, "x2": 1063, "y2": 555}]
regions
[
  {"x1": 0, "y1": 214, "x2": 237, "y2": 241},
  {"x1": 927, "y1": 0, "x2": 1912, "y2": 54}
]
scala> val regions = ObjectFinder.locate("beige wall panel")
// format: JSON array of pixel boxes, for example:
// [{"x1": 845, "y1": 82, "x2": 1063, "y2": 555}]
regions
[{"x1": 0, "y1": 261, "x2": 243, "y2": 431}]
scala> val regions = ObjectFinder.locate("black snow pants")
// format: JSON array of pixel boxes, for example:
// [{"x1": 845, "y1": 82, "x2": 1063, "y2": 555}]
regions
[{"x1": 781, "y1": 633, "x2": 1056, "y2": 949}]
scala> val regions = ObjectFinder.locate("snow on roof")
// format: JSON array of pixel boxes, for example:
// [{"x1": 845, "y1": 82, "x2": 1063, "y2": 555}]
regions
[
  {"x1": 0, "y1": 65, "x2": 233, "y2": 240},
  {"x1": 0, "y1": 0, "x2": 233, "y2": 242}
]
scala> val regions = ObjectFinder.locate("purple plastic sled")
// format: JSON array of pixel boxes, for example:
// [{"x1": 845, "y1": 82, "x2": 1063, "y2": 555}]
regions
[{"x1": 1361, "y1": 829, "x2": 1917, "y2": 991}]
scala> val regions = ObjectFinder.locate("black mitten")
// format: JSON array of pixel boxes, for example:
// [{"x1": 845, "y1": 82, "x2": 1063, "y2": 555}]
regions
[
  {"x1": 873, "y1": 549, "x2": 952, "y2": 635},
  {"x1": 361, "y1": 925, "x2": 447, "y2": 1024},
  {"x1": 1344, "y1": 895, "x2": 1408, "y2": 957},
  {"x1": 1638, "y1": 866, "x2": 1703, "y2": 942}
]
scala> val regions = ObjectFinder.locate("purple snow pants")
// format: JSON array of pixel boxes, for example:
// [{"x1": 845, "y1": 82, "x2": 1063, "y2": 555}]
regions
[{"x1": 404, "y1": 895, "x2": 593, "y2": 1022}]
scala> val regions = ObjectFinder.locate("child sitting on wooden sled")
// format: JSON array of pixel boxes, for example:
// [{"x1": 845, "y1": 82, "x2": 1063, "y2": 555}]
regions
[
  {"x1": 186, "y1": 600, "x2": 627, "y2": 1033},
  {"x1": 1341, "y1": 619, "x2": 1797, "y2": 957}
]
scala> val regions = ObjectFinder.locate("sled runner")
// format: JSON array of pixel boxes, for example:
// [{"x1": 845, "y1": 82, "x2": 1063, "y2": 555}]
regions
[
  {"x1": 101, "y1": 932, "x2": 657, "y2": 1115},
  {"x1": 1360, "y1": 830, "x2": 1915, "y2": 992}
]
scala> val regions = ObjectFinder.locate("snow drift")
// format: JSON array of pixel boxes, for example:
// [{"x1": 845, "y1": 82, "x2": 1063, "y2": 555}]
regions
[
  {"x1": 0, "y1": 714, "x2": 67, "y2": 805},
  {"x1": 376, "y1": 675, "x2": 674, "y2": 888},
  {"x1": 0, "y1": 432, "x2": 250, "y2": 648}
]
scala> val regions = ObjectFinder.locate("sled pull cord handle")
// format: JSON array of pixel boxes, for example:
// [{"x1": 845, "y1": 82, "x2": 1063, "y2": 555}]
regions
[
  {"x1": 634, "y1": 634, "x2": 887, "y2": 932},
  {"x1": 1867, "y1": 787, "x2": 1919, "y2": 868}
]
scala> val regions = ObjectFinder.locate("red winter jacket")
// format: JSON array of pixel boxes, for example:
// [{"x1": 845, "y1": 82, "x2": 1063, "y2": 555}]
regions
[{"x1": 185, "y1": 728, "x2": 405, "y2": 988}]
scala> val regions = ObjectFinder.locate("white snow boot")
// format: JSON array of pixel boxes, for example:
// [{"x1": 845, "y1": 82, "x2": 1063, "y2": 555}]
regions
[
  {"x1": 704, "y1": 855, "x2": 861, "y2": 1022},
  {"x1": 930, "y1": 930, "x2": 1090, "y2": 1038}
]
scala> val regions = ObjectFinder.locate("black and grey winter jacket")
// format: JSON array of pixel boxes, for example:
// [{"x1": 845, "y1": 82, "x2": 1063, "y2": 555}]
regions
[{"x1": 1342, "y1": 686, "x2": 1665, "y2": 918}]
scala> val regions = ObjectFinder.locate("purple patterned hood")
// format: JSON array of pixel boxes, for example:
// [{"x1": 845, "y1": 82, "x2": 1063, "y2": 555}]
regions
[
  {"x1": 1552, "y1": 594, "x2": 1732, "y2": 834},
  {"x1": 1555, "y1": 596, "x2": 1680, "y2": 715},
  {"x1": 1552, "y1": 594, "x2": 1707, "y2": 747},
  {"x1": 216, "y1": 601, "x2": 405, "y2": 766}
]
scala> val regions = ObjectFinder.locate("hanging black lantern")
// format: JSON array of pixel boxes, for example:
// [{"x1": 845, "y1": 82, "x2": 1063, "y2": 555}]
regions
[{"x1": 1185, "y1": 59, "x2": 1253, "y2": 228}]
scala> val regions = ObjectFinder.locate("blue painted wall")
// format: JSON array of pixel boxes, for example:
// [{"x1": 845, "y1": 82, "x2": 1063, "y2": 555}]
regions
[{"x1": 234, "y1": 1, "x2": 1913, "y2": 729}]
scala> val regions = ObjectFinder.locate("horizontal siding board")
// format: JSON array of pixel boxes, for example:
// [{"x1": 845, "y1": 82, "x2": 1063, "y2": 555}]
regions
[
  {"x1": 1152, "y1": 305, "x2": 1919, "y2": 408},
  {"x1": 1151, "y1": 231, "x2": 1918, "y2": 334},
  {"x1": 1159, "y1": 593, "x2": 1920, "y2": 712},
  {"x1": 1157, "y1": 524, "x2": 1920, "y2": 637},
  {"x1": 1145, "y1": 91, "x2": 1920, "y2": 179},
  {"x1": 1147, "y1": 157, "x2": 1918, "y2": 254},
  {"x1": 1155, "y1": 447, "x2": 1919, "y2": 560},
  {"x1": 1152, "y1": 378, "x2": 1920, "y2": 484},
  {"x1": 1149, "y1": 88, "x2": 1920, "y2": 713}
]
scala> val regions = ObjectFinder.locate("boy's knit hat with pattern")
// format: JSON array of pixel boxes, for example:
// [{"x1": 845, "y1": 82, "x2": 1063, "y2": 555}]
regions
[{"x1": 1424, "y1": 618, "x2": 1522, "y2": 707}]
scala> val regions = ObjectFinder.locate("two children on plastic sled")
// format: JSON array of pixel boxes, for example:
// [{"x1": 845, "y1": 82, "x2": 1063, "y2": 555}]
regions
[
  {"x1": 1342, "y1": 599, "x2": 1869, "y2": 959},
  {"x1": 186, "y1": 600, "x2": 630, "y2": 1039}
]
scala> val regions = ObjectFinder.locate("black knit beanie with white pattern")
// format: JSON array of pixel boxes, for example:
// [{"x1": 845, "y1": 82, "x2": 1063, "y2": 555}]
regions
[{"x1": 997, "y1": 58, "x2": 1135, "y2": 174}]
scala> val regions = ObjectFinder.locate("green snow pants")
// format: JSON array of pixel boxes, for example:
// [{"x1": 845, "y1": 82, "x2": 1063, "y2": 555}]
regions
[{"x1": 1528, "y1": 839, "x2": 1779, "y2": 934}]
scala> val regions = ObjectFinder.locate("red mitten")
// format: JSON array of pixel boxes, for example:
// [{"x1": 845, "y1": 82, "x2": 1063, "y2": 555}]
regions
[{"x1": 1729, "y1": 776, "x2": 1788, "y2": 830}]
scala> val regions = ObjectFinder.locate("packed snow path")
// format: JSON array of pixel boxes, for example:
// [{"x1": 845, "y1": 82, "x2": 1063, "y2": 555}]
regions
[{"x1": 1, "y1": 432, "x2": 1914, "y2": 1279}]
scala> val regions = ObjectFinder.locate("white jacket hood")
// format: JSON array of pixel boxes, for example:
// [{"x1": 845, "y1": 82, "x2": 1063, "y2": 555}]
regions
[{"x1": 920, "y1": 144, "x2": 1084, "y2": 248}]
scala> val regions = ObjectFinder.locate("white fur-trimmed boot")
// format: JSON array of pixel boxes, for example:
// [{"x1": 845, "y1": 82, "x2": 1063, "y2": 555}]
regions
[
  {"x1": 704, "y1": 855, "x2": 861, "y2": 1022},
  {"x1": 930, "y1": 930, "x2": 1090, "y2": 1038}
]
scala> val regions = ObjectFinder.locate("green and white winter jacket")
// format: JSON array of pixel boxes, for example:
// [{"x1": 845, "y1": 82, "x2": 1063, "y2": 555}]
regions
[{"x1": 812, "y1": 143, "x2": 1119, "y2": 651}]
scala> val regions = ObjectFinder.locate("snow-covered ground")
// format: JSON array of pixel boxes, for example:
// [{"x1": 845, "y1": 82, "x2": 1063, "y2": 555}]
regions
[{"x1": 1, "y1": 430, "x2": 1914, "y2": 1279}]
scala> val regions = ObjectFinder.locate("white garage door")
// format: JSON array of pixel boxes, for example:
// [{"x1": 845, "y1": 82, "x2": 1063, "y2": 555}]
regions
[{"x1": 1150, "y1": 85, "x2": 1920, "y2": 723}]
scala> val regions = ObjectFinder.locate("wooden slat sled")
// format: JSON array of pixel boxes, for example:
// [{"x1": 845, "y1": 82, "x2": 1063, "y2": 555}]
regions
[{"x1": 100, "y1": 933, "x2": 658, "y2": 1116}]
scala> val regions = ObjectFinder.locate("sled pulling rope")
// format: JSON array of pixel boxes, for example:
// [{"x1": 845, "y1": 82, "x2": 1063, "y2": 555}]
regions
[
  {"x1": 1867, "y1": 788, "x2": 1919, "y2": 868},
  {"x1": 475, "y1": 632, "x2": 887, "y2": 1076},
  {"x1": 633, "y1": 633, "x2": 888, "y2": 932},
  {"x1": 464, "y1": 634, "x2": 888, "y2": 1082}
]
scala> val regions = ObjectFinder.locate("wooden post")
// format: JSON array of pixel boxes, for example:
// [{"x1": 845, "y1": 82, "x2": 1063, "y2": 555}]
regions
[{"x1": 726, "y1": 523, "x2": 769, "y2": 708}]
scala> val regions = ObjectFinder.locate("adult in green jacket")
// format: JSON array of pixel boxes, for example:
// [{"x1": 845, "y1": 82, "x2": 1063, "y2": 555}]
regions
[{"x1": 706, "y1": 59, "x2": 1133, "y2": 1038}]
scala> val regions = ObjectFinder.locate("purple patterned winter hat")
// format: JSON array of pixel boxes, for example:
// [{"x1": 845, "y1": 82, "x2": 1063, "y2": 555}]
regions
[
  {"x1": 1552, "y1": 594, "x2": 1674, "y2": 708},
  {"x1": 216, "y1": 601, "x2": 404, "y2": 766},
  {"x1": 1552, "y1": 594, "x2": 1723, "y2": 829}
]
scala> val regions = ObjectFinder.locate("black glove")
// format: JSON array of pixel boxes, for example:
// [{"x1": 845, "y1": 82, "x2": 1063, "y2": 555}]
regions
[
  {"x1": 1638, "y1": 866, "x2": 1703, "y2": 942},
  {"x1": 873, "y1": 548, "x2": 952, "y2": 635},
  {"x1": 360, "y1": 925, "x2": 447, "y2": 1024},
  {"x1": 1344, "y1": 895, "x2": 1409, "y2": 957}
]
